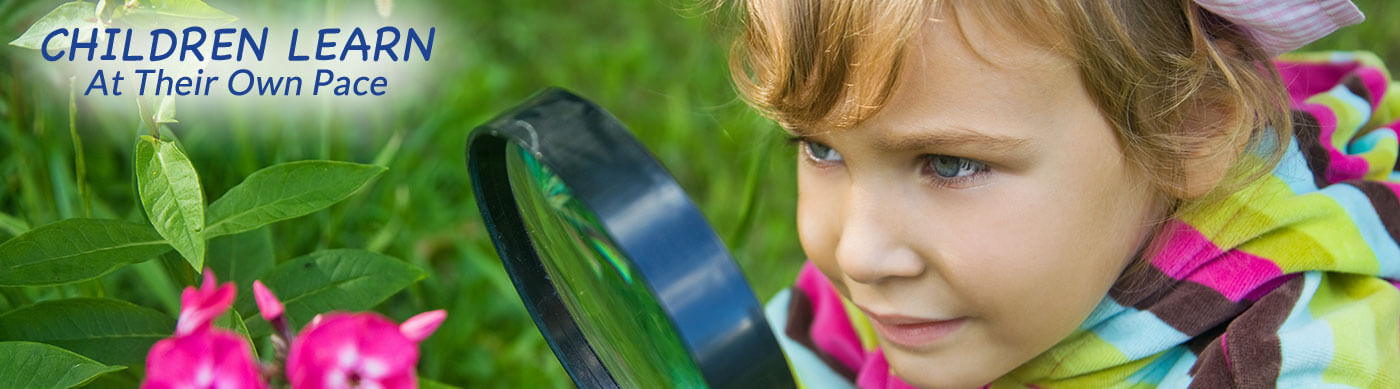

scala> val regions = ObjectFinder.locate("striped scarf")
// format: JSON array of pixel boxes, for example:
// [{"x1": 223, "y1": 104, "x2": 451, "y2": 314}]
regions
[{"x1": 766, "y1": 52, "x2": 1400, "y2": 388}]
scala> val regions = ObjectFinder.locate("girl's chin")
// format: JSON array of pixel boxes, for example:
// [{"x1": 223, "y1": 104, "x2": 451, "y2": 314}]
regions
[
  {"x1": 887, "y1": 358, "x2": 996, "y2": 389},
  {"x1": 881, "y1": 335, "x2": 1009, "y2": 389}
]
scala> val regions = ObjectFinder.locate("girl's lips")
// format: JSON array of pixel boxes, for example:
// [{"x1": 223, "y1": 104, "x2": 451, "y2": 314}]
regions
[{"x1": 863, "y1": 311, "x2": 966, "y2": 349}]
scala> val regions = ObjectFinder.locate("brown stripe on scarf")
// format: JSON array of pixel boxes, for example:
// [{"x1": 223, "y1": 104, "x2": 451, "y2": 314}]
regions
[
  {"x1": 1292, "y1": 110, "x2": 1334, "y2": 187},
  {"x1": 1188, "y1": 335, "x2": 1233, "y2": 388},
  {"x1": 1340, "y1": 74, "x2": 1394, "y2": 142},
  {"x1": 1145, "y1": 282, "x2": 1251, "y2": 336},
  {"x1": 1110, "y1": 264, "x2": 1250, "y2": 336},
  {"x1": 1342, "y1": 73, "x2": 1375, "y2": 104},
  {"x1": 1187, "y1": 275, "x2": 1305, "y2": 388},
  {"x1": 1185, "y1": 321, "x2": 1229, "y2": 355},
  {"x1": 1346, "y1": 180, "x2": 1400, "y2": 245},
  {"x1": 784, "y1": 288, "x2": 859, "y2": 381},
  {"x1": 1108, "y1": 260, "x2": 1177, "y2": 308}
]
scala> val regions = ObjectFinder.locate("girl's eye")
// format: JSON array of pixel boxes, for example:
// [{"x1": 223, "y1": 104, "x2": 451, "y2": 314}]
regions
[
  {"x1": 924, "y1": 155, "x2": 988, "y2": 183},
  {"x1": 928, "y1": 155, "x2": 980, "y2": 178},
  {"x1": 803, "y1": 141, "x2": 843, "y2": 163}
]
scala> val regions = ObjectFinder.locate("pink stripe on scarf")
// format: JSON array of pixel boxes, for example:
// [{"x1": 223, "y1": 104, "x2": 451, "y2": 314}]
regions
[
  {"x1": 796, "y1": 263, "x2": 867, "y2": 374},
  {"x1": 1276, "y1": 61, "x2": 1362, "y2": 105},
  {"x1": 1277, "y1": 59, "x2": 1387, "y2": 112},
  {"x1": 1300, "y1": 101, "x2": 1374, "y2": 183},
  {"x1": 1356, "y1": 66, "x2": 1390, "y2": 111},
  {"x1": 1150, "y1": 221, "x2": 1285, "y2": 301},
  {"x1": 855, "y1": 349, "x2": 921, "y2": 389}
]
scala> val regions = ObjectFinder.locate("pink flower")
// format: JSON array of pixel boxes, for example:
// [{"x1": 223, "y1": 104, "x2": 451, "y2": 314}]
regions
[
  {"x1": 143, "y1": 271, "x2": 266, "y2": 389},
  {"x1": 286, "y1": 310, "x2": 446, "y2": 389},
  {"x1": 142, "y1": 327, "x2": 267, "y2": 389},
  {"x1": 177, "y1": 270, "x2": 236, "y2": 335}
]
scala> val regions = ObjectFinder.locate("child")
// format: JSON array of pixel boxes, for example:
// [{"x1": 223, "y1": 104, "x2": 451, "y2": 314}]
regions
[{"x1": 729, "y1": 0, "x2": 1400, "y2": 387}]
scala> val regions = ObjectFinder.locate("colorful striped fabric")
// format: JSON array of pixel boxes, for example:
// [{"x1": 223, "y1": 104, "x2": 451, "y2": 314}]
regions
[{"x1": 766, "y1": 52, "x2": 1400, "y2": 388}]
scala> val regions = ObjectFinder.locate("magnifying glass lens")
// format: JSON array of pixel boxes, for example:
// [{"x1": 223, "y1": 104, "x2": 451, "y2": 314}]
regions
[{"x1": 505, "y1": 142, "x2": 707, "y2": 387}]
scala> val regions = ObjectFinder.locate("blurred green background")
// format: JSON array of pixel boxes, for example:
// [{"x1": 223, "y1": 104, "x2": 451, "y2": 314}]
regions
[{"x1": 0, "y1": 0, "x2": 1395, "y2": 387}]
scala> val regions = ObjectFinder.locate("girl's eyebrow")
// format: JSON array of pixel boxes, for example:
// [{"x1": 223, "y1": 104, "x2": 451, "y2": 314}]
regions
[{"x1": 874, "y1": 127, "x2": 1031, "y2": 153}]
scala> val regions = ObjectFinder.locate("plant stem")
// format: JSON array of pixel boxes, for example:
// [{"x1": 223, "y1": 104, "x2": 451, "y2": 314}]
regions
[
  {"x1": 726, "y1": 129, "x2": 779, "y2": 250},
  {"x1": 69, "y1": 77, "x2": 91, "y2": 218}
]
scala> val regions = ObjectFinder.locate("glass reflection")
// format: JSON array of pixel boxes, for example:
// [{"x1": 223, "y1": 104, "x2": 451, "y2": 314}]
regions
[{"x1": 505, "y1": 142, "x2": 706, "y2": 388}]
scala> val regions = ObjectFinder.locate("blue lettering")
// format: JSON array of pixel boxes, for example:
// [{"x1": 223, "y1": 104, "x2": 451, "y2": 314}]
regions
[
  {"x1": 341, "y1": 28, "x2": 370, "y2": 61},
  {"x1": 84, "y1": 70, "x2": 109, "y2": 95},
  {"x1": 69, "y1": 28, "x2": 99, "y2": 61},
  {"x1": 315, "y1": 28, "x2": 339, "y2": 61},
  {"x1": 121, "y1": 28, "x2": 143, "y2": 60},
  {"x1": 374, "y1": 27, "x2": 399, "y2": 61},
  {"x1": 180, "y1": 27, "x2": 206, "y2": 61},
  {"x1": 314, "y1": 69, "x2": 333, "y2": 94},
  {"x1": 40, "y1": 29, "x2": 68, "y2": 61},
  {"x1": 101, "y1": 28, "x2": 120, "y2": 60},
  {"x1": 135, "y1": 69, "x2": 155, "y2": 94},
  {"x1": 227, "y1": 69, "x2": 253, "y2": 95},
  {"x1": 210, "y1": 28, "x2": 234, "y2": 60},
  {"x1": 288, "y1": 29, "x2": 309, "y2": 61},
  {"x1": 405, "y1": 27, "x2": 433, "y2": 61},
  {"x1": 239, "y1": 28, "x2": 267, "y2": 61},
  {"x1": 149, "y1": 29, "x2": 177, "y2": 61}
]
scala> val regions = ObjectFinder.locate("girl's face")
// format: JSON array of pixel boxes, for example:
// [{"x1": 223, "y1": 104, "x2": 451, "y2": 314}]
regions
[{"x1": 794, "y1": 10, "x2": 1163, "y2": 389}]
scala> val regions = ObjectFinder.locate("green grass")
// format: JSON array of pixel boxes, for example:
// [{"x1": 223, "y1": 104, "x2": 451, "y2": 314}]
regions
[
  {"x1": 1303, "y1": 1, "x2": 1400, "y2": 65},
  {"x1": 0, "y1": 0, "x2": 1396, "y2": 387}
]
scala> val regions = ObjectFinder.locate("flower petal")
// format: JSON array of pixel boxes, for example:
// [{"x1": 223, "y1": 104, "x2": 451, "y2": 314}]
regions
[
  {"x1": 175, "y1": 271, "x2": 237, "y2": 335},
  {"x1": 200, "y1": 270, "x2": 218, "y2": 294},
  {"x1": 143, "y1": 329, "x2": 266, "y2": 389},
  {"x1": 253, "y1": 280, "x2": 284, "y2": 321},
  {"x1": 399, "y1": 309, "x2": 446, "y2": 343},
  {"x1": 288, "y1": 313, "x2": 421, "y2": 389}
]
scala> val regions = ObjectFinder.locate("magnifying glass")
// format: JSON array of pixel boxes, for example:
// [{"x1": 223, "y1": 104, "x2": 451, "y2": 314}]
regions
[{"x1": 466, "y1": 88, "x2": 796, "y2": 388}]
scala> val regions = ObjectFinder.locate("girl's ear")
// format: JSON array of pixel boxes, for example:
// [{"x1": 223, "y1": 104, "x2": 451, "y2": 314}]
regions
[
  {"x1": 1174, "y1": 37, "x2": 1262, "y2": 200},
  {"x1": 1174, "y1": 99, "x2": 1251, "y2": 199}
]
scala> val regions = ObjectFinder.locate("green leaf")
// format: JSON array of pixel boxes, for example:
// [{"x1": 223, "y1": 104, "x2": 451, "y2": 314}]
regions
[
  {"x1": 154, "y1": 96, "x2": 177, "y2": 124},
  {"x1": 0, "y1": 212, "x2": 30, "y2": 236},
  {"x1": 120, "y1": 0, "x2": 236, "y2": 29},
  {"x1": 0, "y1": 341, "x2": 124, "y2": 389},
  {"x1": 74, "y1": 371, "x2": 139, "y2": 389},
  {"x1": 129, "y1": 260, "x2": 180, "y2": 315},
  {"x1": 0, "y1": 298, "x2": 175, "y2": 368},
  {"x1": 241, "y1": 249, "x2": 425, "y2": 337},
  {"x1": 213, "y1": 310, "x2": 255, "y2": 356},
  {"x1": 0, "y1": 219, "x2": 171, "y2": 286},
  {"x1": 135, "y1": 136, "x2": 206, "y2": 270},
  {"x1": 8, "y1": 2, "x2": 99, "y2": 51},
  {"x1": 205, "y1": 161, "x2": 387, "y2": 238},
  {"x1": 158, "y1": 250, "x2": 198, "y2": 288},
  {"x1": 206, "y1": 227, "x2": 274, "y2": 296}
]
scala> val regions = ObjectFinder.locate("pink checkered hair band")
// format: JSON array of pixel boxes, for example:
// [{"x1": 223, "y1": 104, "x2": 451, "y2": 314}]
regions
[{"x1": 1194, "y1": 0, "x2": 1365, "y2": 56}]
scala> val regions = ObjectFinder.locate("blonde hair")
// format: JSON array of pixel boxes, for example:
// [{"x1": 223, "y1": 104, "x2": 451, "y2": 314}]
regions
[{"x1": 728, "y1": 0, "x2": 1293, "y2": 212}]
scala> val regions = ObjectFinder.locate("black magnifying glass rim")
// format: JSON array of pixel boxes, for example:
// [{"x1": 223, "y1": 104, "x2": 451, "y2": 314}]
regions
[{"x1": 466, "y1": 87, "x2": 795, "y2": 388}]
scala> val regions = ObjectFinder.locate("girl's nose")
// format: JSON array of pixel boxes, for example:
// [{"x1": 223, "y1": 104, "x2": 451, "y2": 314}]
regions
[{"x1": 833, "y1": 185, "x2": 926, "y2": 285}]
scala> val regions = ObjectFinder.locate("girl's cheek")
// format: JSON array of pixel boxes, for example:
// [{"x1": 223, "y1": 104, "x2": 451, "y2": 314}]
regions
[{"x1": 795, "y1": 168, "x2": 848, "y2": 291}]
